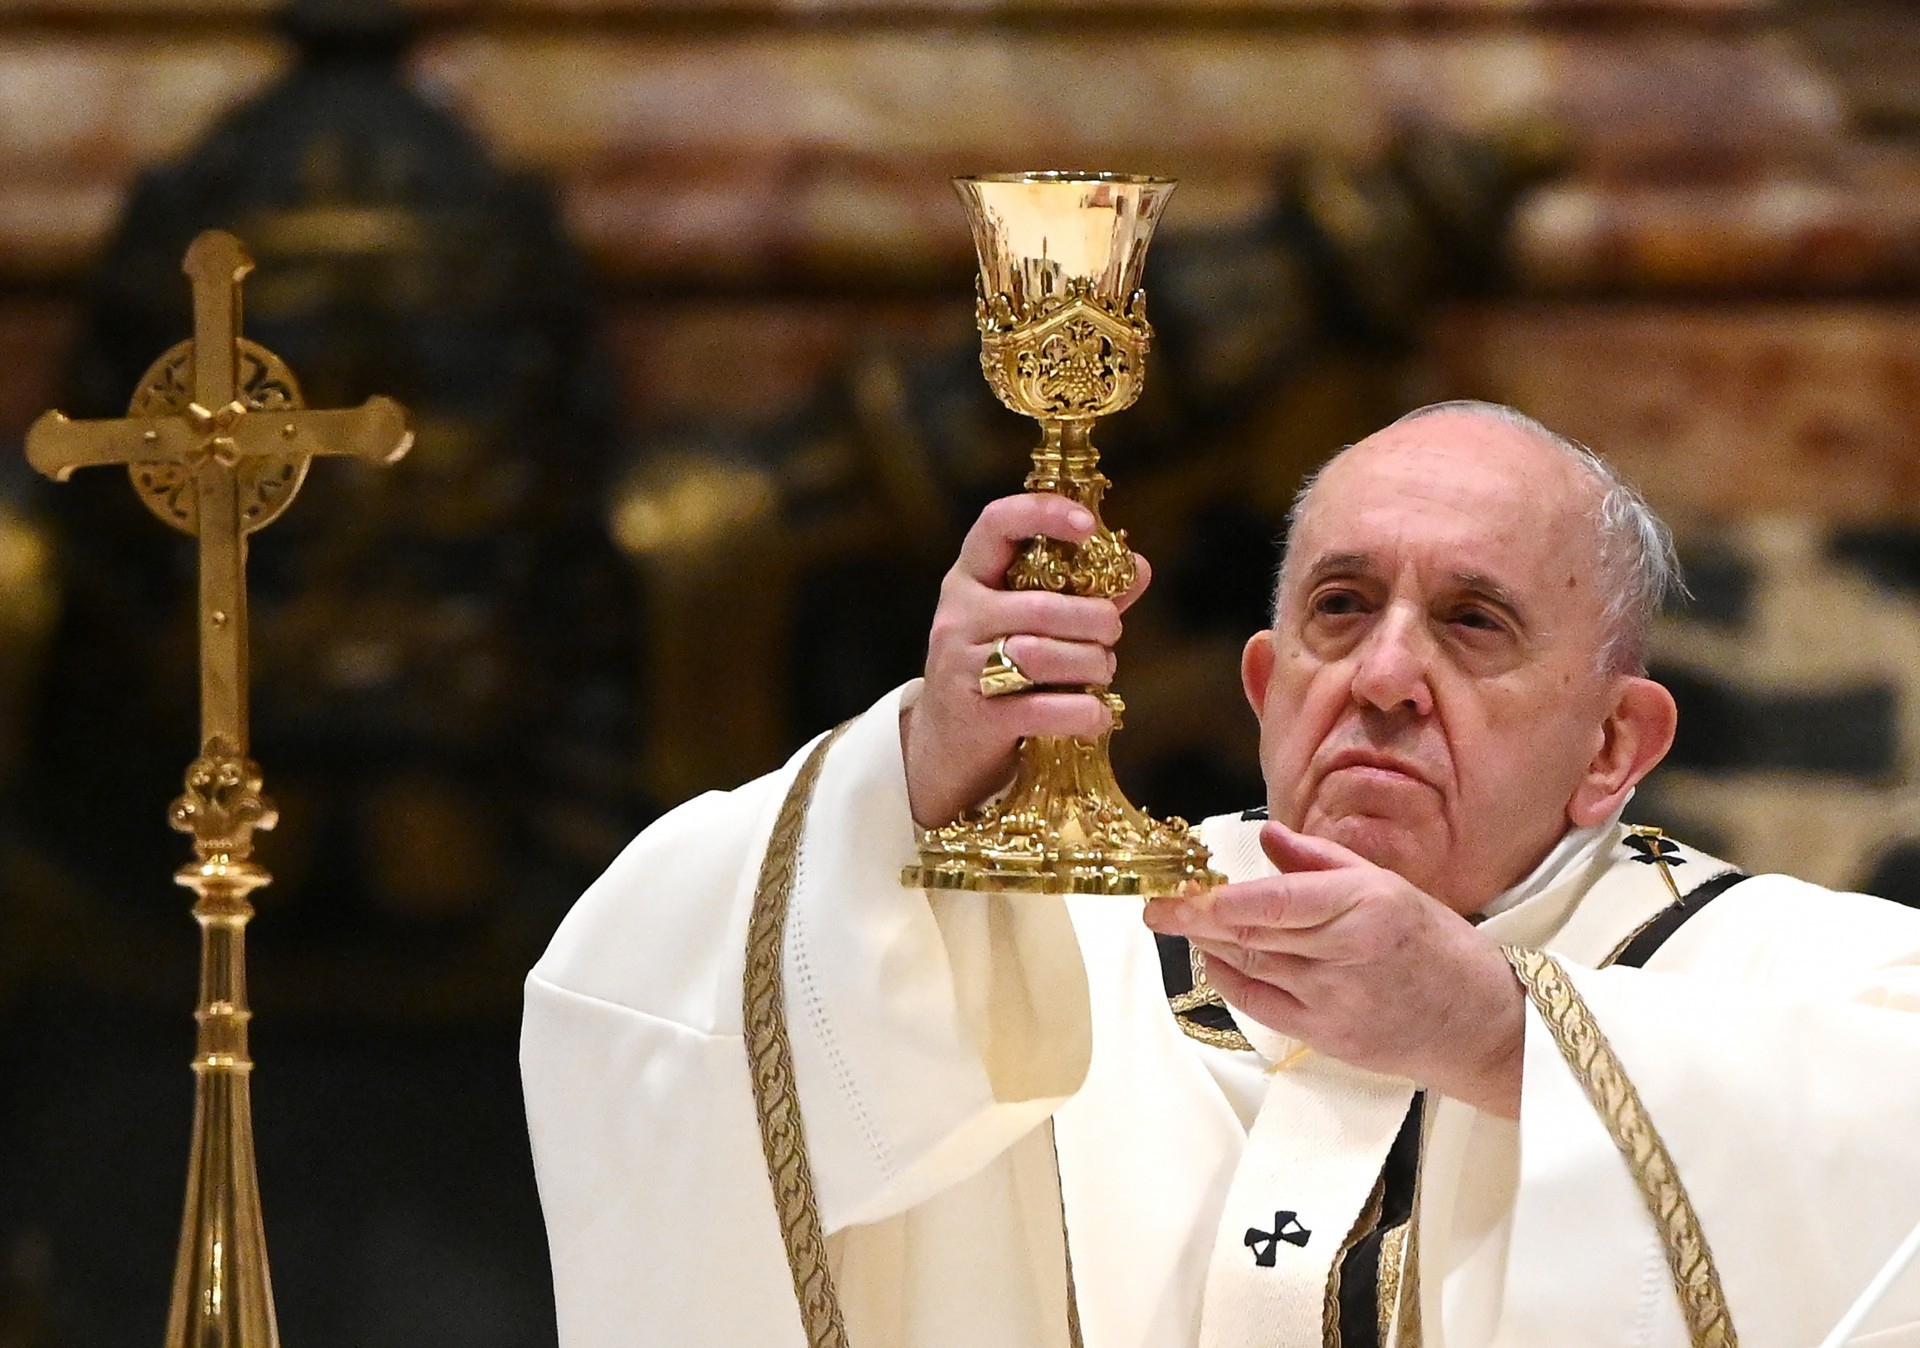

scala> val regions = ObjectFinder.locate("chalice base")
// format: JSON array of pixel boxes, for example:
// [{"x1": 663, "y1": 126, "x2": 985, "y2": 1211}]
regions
[{"x1": 903, "y1": 730, "x2": 1220, "y2": 897}]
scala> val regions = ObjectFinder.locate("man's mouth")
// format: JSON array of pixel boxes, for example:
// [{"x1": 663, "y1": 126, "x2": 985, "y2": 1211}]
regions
[{"x1": 1320, "y1": 749, "x2": 1434, "y2": 790}]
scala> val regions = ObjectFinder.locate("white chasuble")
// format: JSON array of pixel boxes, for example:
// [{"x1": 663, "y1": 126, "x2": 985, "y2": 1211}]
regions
[{"x1": 523, "y1": 686, "x2": 1920, "y2": 1348}]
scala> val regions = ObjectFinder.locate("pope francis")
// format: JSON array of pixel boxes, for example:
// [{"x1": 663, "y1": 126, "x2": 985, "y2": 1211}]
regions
[{"x1": 521, "y1": 401, "x2": 1920, "y2": 1347}]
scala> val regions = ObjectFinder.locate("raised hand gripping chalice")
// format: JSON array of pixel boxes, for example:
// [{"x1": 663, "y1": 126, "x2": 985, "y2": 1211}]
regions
[{"x1": 902, "y1": 172, "x2": 1219, "y2": 897}]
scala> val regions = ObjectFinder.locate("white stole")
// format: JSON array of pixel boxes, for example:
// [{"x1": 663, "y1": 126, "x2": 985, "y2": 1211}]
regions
[{"x1": 1197, "y1": 1055, "x2": 1415, "y2": 1348}]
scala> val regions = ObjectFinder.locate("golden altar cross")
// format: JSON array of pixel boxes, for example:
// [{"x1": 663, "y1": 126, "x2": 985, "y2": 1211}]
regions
[
  {"x1": 24, "y1": 229, "x2": 411, "y2": 1348},
  {"x1": 28, "y1": 229, "x2": 410, "y2": 755}
]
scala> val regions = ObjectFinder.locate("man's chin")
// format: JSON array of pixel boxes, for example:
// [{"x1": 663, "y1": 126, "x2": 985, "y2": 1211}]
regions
[{"x1": 1307, "y1": 814, "x2": 1438, "y2": 885}]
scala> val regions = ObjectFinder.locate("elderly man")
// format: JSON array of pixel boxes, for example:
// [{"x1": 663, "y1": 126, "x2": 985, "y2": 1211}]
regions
[{"x1": 523, "y1": 402, "x2": 1920, "y2": 1348}]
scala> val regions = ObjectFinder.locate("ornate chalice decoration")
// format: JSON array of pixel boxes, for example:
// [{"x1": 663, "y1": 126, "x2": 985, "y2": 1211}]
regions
[{"x1": 903, "y1": 172, "x2": 1218, "y2": 897}]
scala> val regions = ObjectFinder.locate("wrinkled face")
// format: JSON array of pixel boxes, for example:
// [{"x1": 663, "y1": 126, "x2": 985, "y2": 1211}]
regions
[{"x1": 1244, "y1": 413, "x2": 1624, "y2": 913}]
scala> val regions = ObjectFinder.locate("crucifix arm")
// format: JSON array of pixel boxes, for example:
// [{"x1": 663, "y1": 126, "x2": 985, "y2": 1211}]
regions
[
  {"x1": 228, "y1": 396, "x2": 413, "y2": 465},
  {"x1": 25, "y1": 411, "x2": 205, "y2": 482}
]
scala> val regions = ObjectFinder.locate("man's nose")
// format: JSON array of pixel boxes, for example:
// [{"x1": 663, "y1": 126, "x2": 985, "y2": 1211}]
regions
[{"x1": 1349, "y1": 607, "x2": 1435, "y2": 716}]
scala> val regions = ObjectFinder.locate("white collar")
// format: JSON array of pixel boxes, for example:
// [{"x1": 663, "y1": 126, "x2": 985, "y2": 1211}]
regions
[{"x1": 1474, "y1": 797, "x2": 1629, "y2": 920}]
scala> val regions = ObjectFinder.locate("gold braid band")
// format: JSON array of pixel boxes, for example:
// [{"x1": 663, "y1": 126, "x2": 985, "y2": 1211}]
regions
[
  {"x1": 744, "y1": 722, "x2": 856, "y2": 1348},
  {"x1": 1504, "y1": 946, "x2": 1738, "y2": 1348},
  {"x1": 743, "y1": 718, "x2": 1087, "y2": 1347}
]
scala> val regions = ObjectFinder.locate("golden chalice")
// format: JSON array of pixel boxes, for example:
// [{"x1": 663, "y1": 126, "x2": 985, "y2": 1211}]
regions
[{"x1": 902, "y1": 172, "x2": 1218, "y2": 897}]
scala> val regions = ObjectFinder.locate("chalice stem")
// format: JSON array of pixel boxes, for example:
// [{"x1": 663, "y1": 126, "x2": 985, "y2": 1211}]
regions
[{"x1": 1027, "y1": 420, "x2": 1101, "y2": 498}]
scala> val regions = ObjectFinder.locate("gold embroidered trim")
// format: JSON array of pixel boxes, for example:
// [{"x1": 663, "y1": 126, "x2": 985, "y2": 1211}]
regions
[
  {"x1": 745, "y1": 722, "x2": 1086, "y2": 1347},
  {"x1": 1376, "y1": 1222, "x2": 1408, "y2": 1348},
  {"x1": 1167, "y1": 987, "x2": 1214, "y2": 1015},
  {"x1": 1505, "y1": 946, "x2": 1738, "y2": 1348},
  {"x1": 1049, "y1": 1121, "x2": 1087, "y2": 1348},
  {"x1": 743, "y1": 723, "x2": 855, "y2": 1348},
  {"x1": 1169, "y1": 940, "x2": 1219, "y2": 1014},
  {"x1": 1322, "y1": 1174, "x2": 1386, "y2": 1348},
  {"x1": 1172, "y1": 1012, "x2": 1256, "y2": 1052},
  {"x1": 1169, "y1": 945, "x2": 1255, "y2": 1051},
  {"x1": 1395, "y1": 1140, "x2": 1423, "y2": 1348}
]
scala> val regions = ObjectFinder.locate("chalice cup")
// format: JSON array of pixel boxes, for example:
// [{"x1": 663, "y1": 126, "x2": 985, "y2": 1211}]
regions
[{"x1": 902, "y1": 171, "x2": 1219, "y2": 897}]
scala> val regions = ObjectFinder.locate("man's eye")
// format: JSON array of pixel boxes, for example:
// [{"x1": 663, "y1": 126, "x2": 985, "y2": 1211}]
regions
[
  {"x1": 1310, "y1": 589, "x2": 1364, "y2": 616},
  {"x1": 1448, "y1": 607, "x2": 1505, "y2": 634}
]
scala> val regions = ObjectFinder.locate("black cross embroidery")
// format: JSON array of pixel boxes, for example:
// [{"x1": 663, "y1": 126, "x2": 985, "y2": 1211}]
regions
[
  {"x1": 1244, "y1": 1211, "x2": 1312, "y2": 1266},
  {"x1": 1624, "y1": 832, "x2": 1685, "y2": 867}
]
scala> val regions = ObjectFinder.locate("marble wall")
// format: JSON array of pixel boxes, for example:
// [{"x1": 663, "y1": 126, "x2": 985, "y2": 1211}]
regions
[{"x1": 0, "y1": 0, "x2": 1911, "y2": 429}]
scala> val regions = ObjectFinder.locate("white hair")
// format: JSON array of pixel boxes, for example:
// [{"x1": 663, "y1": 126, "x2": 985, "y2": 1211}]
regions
[{"x1": 1278, "y1": 399, "x2": 1683, "y2": 674}]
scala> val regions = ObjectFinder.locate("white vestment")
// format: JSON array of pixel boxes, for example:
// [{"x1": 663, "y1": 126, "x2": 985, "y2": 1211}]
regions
[{"x1": 523, "y1": 685, "x2": 1920, "y2": 1347}]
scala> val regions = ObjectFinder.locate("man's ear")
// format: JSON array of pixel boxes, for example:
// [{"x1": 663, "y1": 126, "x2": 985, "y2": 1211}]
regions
[
  {"x1": 1568, "y1": 675, "x2": 1679, "y2": 828},
  {"x1": 1242, "y1": 630, "x2": 1276, "y2": 722}
]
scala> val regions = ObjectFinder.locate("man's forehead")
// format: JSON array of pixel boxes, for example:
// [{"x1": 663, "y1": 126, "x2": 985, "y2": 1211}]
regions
[
  {"x1": 1286, "y1": 415, "x2": 1601, "y2": 591},
  {"x1": 1323, "y1": 413, "x2": 1582, "y2": 499}
]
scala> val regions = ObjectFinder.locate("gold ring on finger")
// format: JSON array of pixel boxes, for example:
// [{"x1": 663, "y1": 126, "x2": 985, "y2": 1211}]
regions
[{"x1": 978, "y1": 636, "x2": 1038, "y2": 698}]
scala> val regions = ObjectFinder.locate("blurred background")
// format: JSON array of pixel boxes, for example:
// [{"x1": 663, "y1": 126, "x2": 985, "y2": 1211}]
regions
[{"x1": 0, "y1": 0, "x2": 1917, "y2": 1341}]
